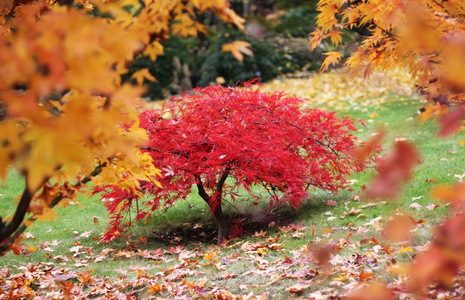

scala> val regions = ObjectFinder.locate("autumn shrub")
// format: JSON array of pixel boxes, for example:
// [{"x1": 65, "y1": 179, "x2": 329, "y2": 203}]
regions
[{"x1": 96, "y1": 80, "x2": 369, "y2": 242}]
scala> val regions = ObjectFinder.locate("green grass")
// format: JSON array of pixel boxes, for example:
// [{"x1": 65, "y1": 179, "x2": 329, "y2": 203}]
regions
[{"x1": 0, "y1": 91, "x2": 463, "y2": 298}]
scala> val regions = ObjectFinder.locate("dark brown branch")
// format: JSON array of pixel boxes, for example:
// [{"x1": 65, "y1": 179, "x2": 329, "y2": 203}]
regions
[
  {"x1": 139, "y1": 146, "x2": 192, "y2": 160},
  {"x1": 371, "y1": 22, "x2": 399, "y2": 41},
  {"x1": 0, "y1": 163, "x2": 106, "y2": 255},
  {"x1": 3, "y1": 0, "x2": 22, "y2": 21},
  {"x1": 314, "y1": 139, "x2": 342, "y2": 160},
  {"x1": 0, "y1": 174, "x2": 41, "y2": 246},
  {"x1": 58, "y1": 0, "x2": 74, "y2": 7},
  {"x1": 139, "y1": 146, "x2": 160, "y2": 152},
  {"x1": 195, "y1": 175, "x2": 210, "y2": 202},
  {"x1": 216, "y1": 168, "x2": 230, "y2": 193}
]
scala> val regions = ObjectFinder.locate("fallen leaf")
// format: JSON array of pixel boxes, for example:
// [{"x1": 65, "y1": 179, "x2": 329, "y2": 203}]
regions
[
  {"x1": 287, "y1": 281, "x2": 312, "y2": 293},
  {"x1": 399, "y1": 246, "x2": 413, "y2": 253},
  {"x1": 409, "y1": 203, "x2": 422, "y2": 210},
  {"x1": 359, "y1": 269, "x2": 374, "y2": 280}
]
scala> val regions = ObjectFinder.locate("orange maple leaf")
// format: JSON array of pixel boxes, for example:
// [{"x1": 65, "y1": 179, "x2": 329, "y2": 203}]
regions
[
  {"x1": 320, "y1": 51, "x2": 342, "y2": 72},
  {"x1": 204, "y1": 252, "x2": 216, "y2": 262},
  {"x1": 221, "y1": 41, "x2": 253, "y2": 62},
  {"x1": 144, "y1": 41, "x2": 164, "y2": 61},
  {"x1": 132, "y1": 68, "x2": 156, "y2": 85}
]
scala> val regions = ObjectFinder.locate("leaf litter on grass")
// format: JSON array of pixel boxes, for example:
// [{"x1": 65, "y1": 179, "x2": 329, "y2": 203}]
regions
[
  {"x1": 265, "y1": 68, "x2": 420, "y2": 111},
  {"x1": 2, "y1": 68, "x2": 459, "y2": 299}
]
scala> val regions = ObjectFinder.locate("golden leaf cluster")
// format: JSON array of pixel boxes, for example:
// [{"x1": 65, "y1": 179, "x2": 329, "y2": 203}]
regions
[
  {"x1": 312, "y1": 0, "x2": 465, "y2": 106},
  {"x1": 0, "y1": 0, "x2": 243, "y2": 245}
]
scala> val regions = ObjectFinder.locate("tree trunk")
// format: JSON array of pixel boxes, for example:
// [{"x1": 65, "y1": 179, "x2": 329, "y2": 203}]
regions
[
  {"x1": 195, "y1": 169, "x2": 230, "y2": 243},
  {"x1": 212, "y1": 201, "x2": 228, "y2": 242}
]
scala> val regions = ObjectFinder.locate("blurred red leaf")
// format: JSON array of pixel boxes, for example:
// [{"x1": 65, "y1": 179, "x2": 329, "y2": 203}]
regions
[
  {"x1": 351, "y1": 131, "x2": 385, "y2": 171},
  {"x1": 347, "y1": 282, "x2": 395, "y2": 300},
  {"x1": 366, "y1": 141, "x2": 420, "y2": 199},
  {"x1": 438, "y1": 105, "x2": 465, "y2": 137},
  {"x1": 308, "y1": 242, "x2": 336, "y2": 266},
  {"x1": 432, "y1": 183, "x2": 465, "y2": 210},
  {"x1": 411, "y1": 212, "x2": 465, "y2": 290},
  {"x1": 382, "y1": 214, "x2": 416, "y2": 242}
]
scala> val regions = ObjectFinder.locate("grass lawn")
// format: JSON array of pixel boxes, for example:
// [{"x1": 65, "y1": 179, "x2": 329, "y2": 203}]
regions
[{"x1": 0, "y1": 69, "x2": 463, "y2": 298}]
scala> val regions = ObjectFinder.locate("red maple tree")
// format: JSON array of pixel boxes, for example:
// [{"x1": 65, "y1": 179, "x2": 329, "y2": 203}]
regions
[{"x1": 97, "y1": 81, "x2": 367, "y2": 242}]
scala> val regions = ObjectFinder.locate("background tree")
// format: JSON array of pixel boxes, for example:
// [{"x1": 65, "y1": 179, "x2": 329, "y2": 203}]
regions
[
  {"x1": 311, "y1": 0, "x2": 465, "y2": 128},
  {"x1": 0, "y1": 0, "x2": 244, "y2": 255},
  {"x1": 96, "y1": 81, "x2": 369, "y2": 242}
]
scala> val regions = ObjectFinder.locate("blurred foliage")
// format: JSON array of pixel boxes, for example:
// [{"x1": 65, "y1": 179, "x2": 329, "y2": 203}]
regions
[
  {"x1": 273, "y1": 7, "x2": 317, "y2": 37},
  {"x1": 272, "y1": 0, "x2": 317, "y2": 10},
  {"x1": 124, "y1": 36, "x2": 196, "y2": 99},
  {"x1": 123, "y1": 0, "x2": 326, "y2": 100},
  {"x1": 199, "y1": 26, "x2": 280, "y2": 86},
  {"x1": 125, "y1": 25, "x2": 317, "y2": 99}
]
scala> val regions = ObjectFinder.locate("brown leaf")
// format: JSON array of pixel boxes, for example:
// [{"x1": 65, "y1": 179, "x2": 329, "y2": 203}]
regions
[
  {"x1": 359, "y1": 269, "x2": 374, "y2": 281},
  {"x1": 287, "y1": 281, "x2": 312, "y2": 293}
]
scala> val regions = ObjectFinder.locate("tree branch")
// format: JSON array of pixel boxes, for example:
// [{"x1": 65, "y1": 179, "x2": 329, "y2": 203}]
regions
[
  {"x1": 195, "y1": 175, "x2": 210, "y2": 202},
  {"x1": 139, "y1": 146, "x2": 160, "y2": 152},
  {"x1": 0, "y1": 163, "x2": 106, "y2": 255},
  {"x1": 0, "y1": 174, "x2": 41, "y2": 246},
  {"x1": 216, "y1": 168, "x2": 230, "y2": 193},
  {"x1": 4, "y1": 0, "x2": 20, "y2": 20}
]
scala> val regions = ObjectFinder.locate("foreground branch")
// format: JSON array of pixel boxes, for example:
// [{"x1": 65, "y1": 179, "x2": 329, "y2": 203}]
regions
[
  {"x1": 0, "y1": 180, "x2": 36, "y2": 246},
  {"x1": 0, "y1": 163, "x2": 106, "y2": 255}
]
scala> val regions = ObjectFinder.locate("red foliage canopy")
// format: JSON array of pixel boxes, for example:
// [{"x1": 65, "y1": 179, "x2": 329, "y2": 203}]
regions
[{"x1": 97, "y1": 81, "x2": 364, "y2": 241}]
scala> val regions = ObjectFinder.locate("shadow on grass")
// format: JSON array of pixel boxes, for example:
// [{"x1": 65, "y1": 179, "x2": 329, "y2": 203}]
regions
[{"x1": 145, "y1": 191, "x2": 352, "y2": 246}]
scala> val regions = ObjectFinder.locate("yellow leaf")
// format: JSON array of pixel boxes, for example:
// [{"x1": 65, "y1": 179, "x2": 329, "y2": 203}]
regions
[
  {"x1": 172, "y1": 14, "x2": 197, "y2": 37},
  {"x1": 399, "y1": 246, "x2": 413, "y2": 253},
  {"x1": 257, "y1": 248, "x2": 267, "y2": 256},
  {"x1": 147, "y1": 284, "x2": 163, "y2": 293},
  {"x1": 27, "y1": 245, "x2": 37, "y2": 252},
  {"x1": 132, "y1": 68, "x2": 156, "y2": 85},
  {"x1": 204, "y1": 252, "x2": 216, "y2": 262},
  {"x1": 221, "y1": 41, "x2": 253, "y2": 62},
  {"x1": 333, "y1": 274, "x2": 348, "y2": 281},
  {"x1": 388, "y1": 263, "x2": 409, "y2": 276},
  {"x1": 36, "y1": 207, "x2": 58, "y2": 222},
  {"x1": 216, "y1": 77, "x2": 226, "y2": 84},
  {"x1": 144, "y1": 41, "x2": 164, "y2": 61},
  {"x1": 458, "y1": 140, "x2": 465, "y2": 146},
  {"x1": 320, "y1": 52, "x2": 342, "y2": 72},
  {"x1": 328, "y1": 30, "x2": 342, "y2": 46}
]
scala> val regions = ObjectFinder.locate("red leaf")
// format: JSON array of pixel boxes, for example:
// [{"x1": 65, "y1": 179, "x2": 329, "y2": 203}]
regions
[
  {"x1": 366, "y1": 141, "x2": 420, "y2": 199},
  {"x1": 439, "y1": 105, "x2": 465, "y2": 137}
]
